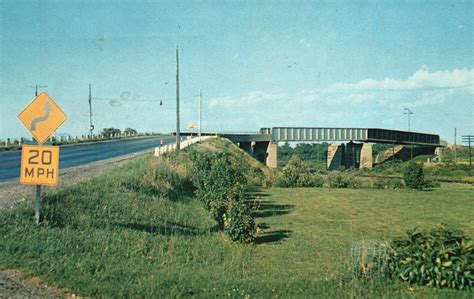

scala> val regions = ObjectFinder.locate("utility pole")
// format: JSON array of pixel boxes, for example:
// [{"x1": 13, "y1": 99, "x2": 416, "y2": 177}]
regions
[
  {"x1": 462, "y1": 135, "x2": 473, "y2": 168},
  {"x1": 30, "y1": 84, "x2": 47, "y2": 97},
  {"x1": 88, "y1": 84, "x2": 94, "y2": 138},
  {"x1": 454, "y1": 128, "x2": 457, "y2": 163},
  {"x1": 199, "y1": 88, "x2": 202, "y2": 142},
  {"x1": 176, "y1": 45, "x2": 180, "y2": 150}
]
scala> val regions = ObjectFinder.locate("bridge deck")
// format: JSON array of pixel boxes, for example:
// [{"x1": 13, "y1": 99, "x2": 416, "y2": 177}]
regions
[
  {"x1": 177, "y1": 127, "x2": 442, "y2": 146},
  {"x1": 269, "y1": 127, "x2": 440, "y2": 146}
]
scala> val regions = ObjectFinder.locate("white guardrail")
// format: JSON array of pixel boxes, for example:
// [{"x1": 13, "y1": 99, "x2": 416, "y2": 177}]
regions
[
  {"x1": 0, "y1": 132, "x2": 155, "y2": 147},
  {"x1": 154, "y1": 136, "x2": 216, "y2": 157}
]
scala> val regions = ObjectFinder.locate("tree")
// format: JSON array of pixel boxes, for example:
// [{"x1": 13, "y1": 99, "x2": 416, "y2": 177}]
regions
[
  {"x1": 124, "y1": 127, "x2": 137, "y2": 135},
  {"x1": 102, "y1": 127, "x2": 121, "y2": 137},
  {"x1": 403, "y1": 162, "x2": 425, "y2": 190}
]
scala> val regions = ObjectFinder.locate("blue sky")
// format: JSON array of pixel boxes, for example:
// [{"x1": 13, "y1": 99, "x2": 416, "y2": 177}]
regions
[{"x1": 1, "y1": 0, "x2": 472, "y2": 143}]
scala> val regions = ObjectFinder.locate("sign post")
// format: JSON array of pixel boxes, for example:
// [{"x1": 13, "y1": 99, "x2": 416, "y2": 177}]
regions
[
  {"x1": 17, "y1": 92, "x2": 67, "y2": 224},
  {"x1": 187, "y1": 123, "x2": 195, "y2": 138}
]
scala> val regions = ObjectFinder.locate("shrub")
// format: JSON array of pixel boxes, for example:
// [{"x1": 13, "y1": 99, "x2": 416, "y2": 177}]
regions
[
  {"x1": 311, "y1": 174, "x2": 325, "y2": 188},
  {"x1": 422, "y1": 178, "x2": 441, "y2": 189},
  {"x1": 190, "y1": 151, "x2": 256, "y2": 243},
  {"x1": 272, "y1": 174, "x2": 291, "y2": 188},
  {"x1": 191, "y1": 152, "x2": 246, "y2": 228},
  {"x1": 403, "y1": 162, "x2": 425, "y2": 190},
  {"x1": 276, "y1": 155, "x2": 323, "y2": 188},
  {"x1": 328, "y1": 172, "x2": 361, "y2": 189},
  {"x1": 296, "y1": 172, "x2": 314, "y2": 187},
  {"x1": 224, "y1": 202, "x2": 256, "y2": 243},
  {"x1": 372, "y1": 177, "x2": 404, "y2": 189},
  {"x1": 281, "y1": 155, "x2": 305, "y2": 187},
  {"x1": 385, "y1": 224, "x2": 473, "y2": 290}
]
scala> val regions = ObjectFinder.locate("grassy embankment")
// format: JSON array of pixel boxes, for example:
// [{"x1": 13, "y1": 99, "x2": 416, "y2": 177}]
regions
[{"x1": 1, "y1": 138, "x2": 473, "y2": 297}]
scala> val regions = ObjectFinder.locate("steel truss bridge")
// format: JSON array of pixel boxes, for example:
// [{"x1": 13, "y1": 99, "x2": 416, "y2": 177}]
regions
[{"x1": 262, "y1": 127, "x2": 441, "y2": 146}]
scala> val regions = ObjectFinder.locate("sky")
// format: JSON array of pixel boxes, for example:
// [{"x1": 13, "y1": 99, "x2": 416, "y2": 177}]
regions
[{"x1": 1, "y1": 0, "x2": 473, "y2": 143}]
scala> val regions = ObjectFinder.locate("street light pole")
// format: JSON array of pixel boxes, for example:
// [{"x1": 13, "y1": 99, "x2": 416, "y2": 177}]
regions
[
  {"x1": 404, "y1": 108, "x2": 414, "y2": 160},
  {"x1": 404, "y1": 108, "x2": 413, "y2": 132},
  {"x1": 199, "y1": 88, "x2": 202, "y2": 142}
]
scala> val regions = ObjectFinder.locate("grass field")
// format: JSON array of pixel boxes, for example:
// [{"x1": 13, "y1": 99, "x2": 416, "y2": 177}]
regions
[{"x1": 1, "y1": 153, "x2": 473, "y2": 297}]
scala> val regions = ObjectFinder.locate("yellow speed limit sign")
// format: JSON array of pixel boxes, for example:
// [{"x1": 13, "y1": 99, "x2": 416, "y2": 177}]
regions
[{"x1": 20, "y1": 145, "x2": 60, "y2": 186}]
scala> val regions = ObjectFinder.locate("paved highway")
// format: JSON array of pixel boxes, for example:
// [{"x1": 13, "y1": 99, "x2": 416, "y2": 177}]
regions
[{"x1": 0, "y1": 136, "x2": 176, "y2": 181}]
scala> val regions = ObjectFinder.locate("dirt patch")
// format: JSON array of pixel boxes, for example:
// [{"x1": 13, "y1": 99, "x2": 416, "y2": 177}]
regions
[{"x1": 0, "y1": 269, "x2": 70, "y2": 298}]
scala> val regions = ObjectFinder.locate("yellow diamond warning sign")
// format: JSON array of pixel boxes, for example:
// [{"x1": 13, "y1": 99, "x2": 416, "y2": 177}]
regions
[
  {"x1": 17, "y1": 92, "x2": 68, "y2": 145},
  {"x1": 20, "y1": 145, "x2": 60, "y2": 186}
]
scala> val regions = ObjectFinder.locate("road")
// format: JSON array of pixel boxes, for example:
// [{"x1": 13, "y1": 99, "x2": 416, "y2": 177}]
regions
[{"x1": 0, "y1": 136, "x2": 176, "y2": 181}]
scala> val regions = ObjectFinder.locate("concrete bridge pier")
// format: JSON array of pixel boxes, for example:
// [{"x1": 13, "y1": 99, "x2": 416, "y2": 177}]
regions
[
  {"x1": 237, "y1": 141, "x2": 278, "y2": 168},
  {"x1": 327, "y1": 142, "x2": 373, "y2": 170},
  {"x1": 327, "y1": 144, "x2": 345, "y2": 170},
  {"x1": 435, "y1": 147, "x2": 443, "y2": 162},
  {"x1": 359, "y1": 143, "x2": 373, "y2": 169},
  {"x1": 266, "y1": 142, "x2": 278, "y2": 168}
]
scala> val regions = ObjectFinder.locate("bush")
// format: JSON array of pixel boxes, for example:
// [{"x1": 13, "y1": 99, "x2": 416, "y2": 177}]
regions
[
  {"x1": 272, "y1": 174, "x2": 291, "y2": 188},
  {"x1": 191, "y1": 152, "x2": 246, "y2": 228},
  {"x1": 372, "y1": 177, "x2": 405, "y2": 189},
  {"x1": 385, "y1": 224, "x2": 473, "y2": 290},
  {"x1": 423, "y1": 178, "x2": 441, "y2": 189},
  {"x1": 276, "y1": 155, "x2": 323, "y2": 188},
  {"x1": 281, "y1": 155, "x2": 305, "y2": 187},
  {"x1": 328, "y1": 172, "x2": 361, "y2": 189},
  {"x1": 296, "y1": 172, "x2": 314, "y2": 187},
  {"x1": 403, "y1": 162, "x2": 425, "y2": 190},
  {"x1": 190, "y1": 151, "x2": 256, "y2": 243},
  {"x1": 311, "y1": 174, "x2": 325, "y2": 188},
  {"x1": 224, "y1": 202, "x2": 256, "y2": 243}
]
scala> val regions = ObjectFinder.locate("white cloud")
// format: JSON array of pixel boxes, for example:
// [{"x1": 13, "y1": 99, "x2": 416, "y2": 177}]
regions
[
  {"x1": 204, "y1": 67, "x2": 473, "y2": 136},
  {"x1": 208, "y1": 91, "x2": 287, "y2": 108},
  {"x1": 208, "y1": 96, "x2": 233, "y2": 107},
  {"x1": 330, "y1": 67, "x2": 474, "y2": 91}
]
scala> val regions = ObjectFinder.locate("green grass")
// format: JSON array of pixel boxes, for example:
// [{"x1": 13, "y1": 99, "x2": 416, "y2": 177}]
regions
[{"x1": 1, "y1": 149, "x2": 473, "y2": 297}]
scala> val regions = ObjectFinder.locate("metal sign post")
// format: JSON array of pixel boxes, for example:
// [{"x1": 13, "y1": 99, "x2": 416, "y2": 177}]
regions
[
  {"x1": 17, "y1": 91, "x2": 67, "y2": 225},
  {"x1": 35, "y1": 185, "x2": 41, "y2": 225}
]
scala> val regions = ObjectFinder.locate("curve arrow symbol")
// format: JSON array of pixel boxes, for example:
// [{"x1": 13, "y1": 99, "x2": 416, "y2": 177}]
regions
[{"x1": 31, "y1": 102, "x2": 52, "y2": 131}]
